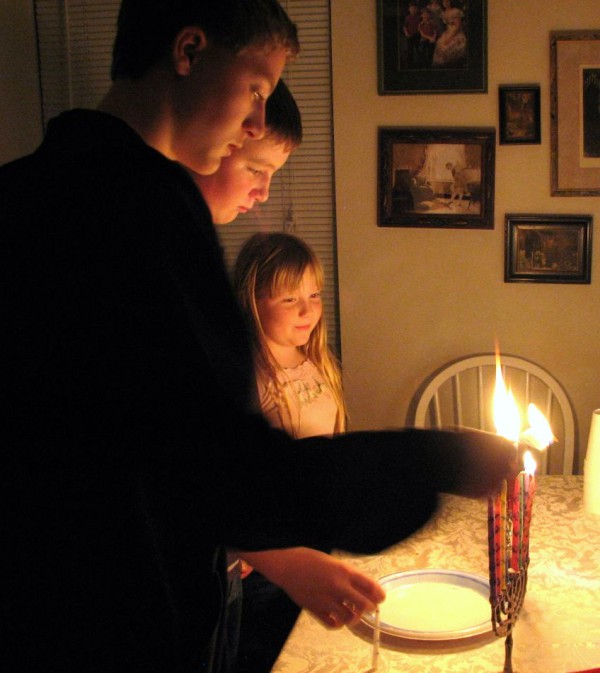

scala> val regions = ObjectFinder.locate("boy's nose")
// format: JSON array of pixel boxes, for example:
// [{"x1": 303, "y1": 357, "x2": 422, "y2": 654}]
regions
[
  {"x1": 254, "y1": 184, "x2": 270, "y2": 203},
  {"x1": 252, "y1": 175, "x2": 272, "y2": 204},
  {"x1": 243, "y1": 103, "x2": 267, "y2": 140}
]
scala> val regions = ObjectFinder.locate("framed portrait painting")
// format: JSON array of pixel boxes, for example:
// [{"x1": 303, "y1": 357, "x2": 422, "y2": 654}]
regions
[
  {"x1": 551, "y1": 30, "x2": 600, "y2": 196},
  {"x1": 378, "y1": 127, "x2": 496, "y2": 229},
  {"x1": 505, "y1": 214, "x2": 592, "y2": 284},
  {"x1": 377, "y1": 0, "x2": 487, "y2": 95}
]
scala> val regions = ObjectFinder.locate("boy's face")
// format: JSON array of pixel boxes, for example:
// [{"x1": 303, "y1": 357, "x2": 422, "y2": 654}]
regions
[
  {"x1": 195, "y1": 135, "x2": 291, "y2": 224},
  {"x1": 171, "y1": 43, "x2": 287, "y2": 175}
]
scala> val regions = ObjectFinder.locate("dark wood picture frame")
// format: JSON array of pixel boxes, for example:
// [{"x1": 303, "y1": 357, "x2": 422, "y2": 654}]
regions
[
  {"x1": 505, "y1": 214, "x2": 592, "y2": 284},
  {"x1": 499, "y1": 85, "x2": 541, "y2": 145},
  {"x1": 378, "y1": 127, "x2": 496, "y2": 229},
  {"x1": 376, "y1": 0, "x2": 487, "y2": 95},
  {"x1": 551, "y1": 30, "x2": 600, "y2": 196}
]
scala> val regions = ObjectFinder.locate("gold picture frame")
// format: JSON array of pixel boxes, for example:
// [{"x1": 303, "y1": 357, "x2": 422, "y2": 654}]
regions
[{"x1": 551, "y1": 30, "x2": 600, "y2": 196}]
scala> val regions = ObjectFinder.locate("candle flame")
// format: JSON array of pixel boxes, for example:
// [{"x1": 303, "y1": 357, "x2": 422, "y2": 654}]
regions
[
  {"x1": 492, "y1": 349, "x2": 555, "y2": 456},
  {"x1": 523, "y1": 450, "x2": 537, "y2": 475},
  {"x1": 493, "y1": 354, "x2": 521, "y2": 443},
  {"x1": 520, "y1": 403, "x2": 556, "y2": 451}
]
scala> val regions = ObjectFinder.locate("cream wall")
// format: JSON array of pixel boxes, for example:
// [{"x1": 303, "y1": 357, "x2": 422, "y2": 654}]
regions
[
  {"x1": 0, "y1": 1, "x2": 42, "y2": 164},
  {"x1": 331, "y1": 0, "x2": 600, "y2": 472}
]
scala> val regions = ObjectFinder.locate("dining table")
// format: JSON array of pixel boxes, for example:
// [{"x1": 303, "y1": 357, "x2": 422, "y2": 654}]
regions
[{"x1": 272, "y1": 475, "x2": 600, "y2": 673}]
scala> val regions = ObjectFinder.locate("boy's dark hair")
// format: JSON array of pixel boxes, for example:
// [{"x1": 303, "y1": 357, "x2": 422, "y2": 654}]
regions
[
  {"x1": 265, "y1": 79, "x2": 302, "y2": 152},
  {"x1": 111, "y1": 0, "x2": 300, "y2": 80}
]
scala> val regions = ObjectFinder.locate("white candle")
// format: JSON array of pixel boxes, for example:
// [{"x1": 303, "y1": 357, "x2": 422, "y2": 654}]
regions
[
  {"x1": 371, "y1": 606, "x2": 380, "y2": 671},
  {"x1": 584, "y1": 409, "x2": 600, "y2": 518}
]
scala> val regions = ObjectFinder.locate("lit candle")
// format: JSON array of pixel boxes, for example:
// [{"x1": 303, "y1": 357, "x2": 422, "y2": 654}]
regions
[
  {"x1": 519, "y1": 471, "x2": 525, "y2": 569},
  {"x1": 522, "y1": 450, "x2": 537, "y2": 565},
  {"x1": 510, "y1": 474, "x2": 521, "y2": 572},
  {"x1": 499, "y1": 479, "x2": 508, "y2": 590},
  {"x1": 491, "y1": 351, "x2": 521, "y2": 583},
  {"x1": 371, "y1": 606, "x2": 380, "y2": 671},
  {"x1": 487, "y1": 497, "x2": 499, "y2": 602},
  {"x1": 489, "y1": 350, "x2": 553, "y2": 599}
]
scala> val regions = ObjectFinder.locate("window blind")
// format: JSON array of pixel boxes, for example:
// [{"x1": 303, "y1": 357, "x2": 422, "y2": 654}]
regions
[{"x1": 34, "y1": 0, "x2": 340, "y2": 353}]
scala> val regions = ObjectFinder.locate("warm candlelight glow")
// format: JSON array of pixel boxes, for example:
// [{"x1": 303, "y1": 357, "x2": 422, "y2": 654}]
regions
[
  {"x1": 523, "y1": 450, "x2": 537, "y2": 475},
  {"x1": 493, "y1": 355, "x2": 521, "y2": 443},
  {"x1": 521, "y1": 403, "x2": 556, "y2": 451},
  {"x1": 493, "y1": 352, "x2": 554, "y2": 454}
]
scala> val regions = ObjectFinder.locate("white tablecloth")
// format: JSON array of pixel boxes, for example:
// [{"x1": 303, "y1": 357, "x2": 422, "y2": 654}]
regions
[{"x1": 272, "y1": 476, "x2": 600, "y2": 673}]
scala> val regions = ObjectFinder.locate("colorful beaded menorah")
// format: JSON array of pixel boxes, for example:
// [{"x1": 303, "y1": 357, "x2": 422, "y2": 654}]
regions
[{"x1": 488, "y1": 470, "x2": 536, "y2": 673}]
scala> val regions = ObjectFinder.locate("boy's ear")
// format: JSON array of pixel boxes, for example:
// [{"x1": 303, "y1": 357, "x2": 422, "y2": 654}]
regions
[{"x1": 173, "y1": 27, "x2": 208, "y2": 76}]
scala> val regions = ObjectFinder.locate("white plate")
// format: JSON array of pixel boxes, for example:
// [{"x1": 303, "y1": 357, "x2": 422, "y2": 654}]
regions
[{"x1": 362, "y1": 569, "x2": 492, "y2": 641}]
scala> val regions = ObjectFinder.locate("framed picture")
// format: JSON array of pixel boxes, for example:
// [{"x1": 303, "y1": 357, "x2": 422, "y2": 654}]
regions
[
  {"x1": 378, "y1": 127, "x2": 496, "y2": 229},
  {"x1": 551, "y1": 30, "x2": 600, "y2": 196},
  {"x1": 504, "y1": 214, "x2": 592, "y2": 284},
  {"x1": 376, "y1": 0, "x2": 487, "y2": 95},
  {"x1": 499, "y1": 85, "x2": 541, "y2": 145}
]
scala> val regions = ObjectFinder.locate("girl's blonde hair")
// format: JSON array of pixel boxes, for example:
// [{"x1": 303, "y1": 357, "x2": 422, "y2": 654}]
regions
[{"x1": 233, "y1": 232, "x2": 346, "y2": 435}]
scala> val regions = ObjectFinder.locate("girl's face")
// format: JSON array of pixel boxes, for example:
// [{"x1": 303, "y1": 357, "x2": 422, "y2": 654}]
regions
[
  {"x1": 256, "y1": 268, "x2": 322, "y2": 364},
  {"x1": 196, "y1": 135, "x2": 290, "y2": 224}
]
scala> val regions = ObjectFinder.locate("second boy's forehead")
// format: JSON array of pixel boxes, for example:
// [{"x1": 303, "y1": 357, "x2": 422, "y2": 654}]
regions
[{"x1": 242, "y1": 137, "x2": 290, "y2": 170}]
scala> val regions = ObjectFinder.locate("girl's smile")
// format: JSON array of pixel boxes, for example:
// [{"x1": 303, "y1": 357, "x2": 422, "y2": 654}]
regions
[{"x1": 256, "y1": 268, "x2": 322, "y2": 367}]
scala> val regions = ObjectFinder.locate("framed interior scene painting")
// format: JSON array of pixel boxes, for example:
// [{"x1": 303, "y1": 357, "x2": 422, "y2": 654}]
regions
[
  {"x1": 378, "y1": 127, "x2": 495, "y2": 229},
  {"x1": 505, "y1": 214, "x2": 592, "y2": 284},
  {"x1": 499, "y1": 85, "x2": 541, "y2": 145},
  {"x1": 377, "y1": 0, "x2": 487, "y2": 94},
  {"x1": 551, "y1": 30, "x2": 600, "y2": 196}
]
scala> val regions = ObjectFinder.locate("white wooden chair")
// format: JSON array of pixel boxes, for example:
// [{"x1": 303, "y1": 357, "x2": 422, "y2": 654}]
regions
[{"x1": 408, "y1": 354, "x2": 576, "y2": 475}]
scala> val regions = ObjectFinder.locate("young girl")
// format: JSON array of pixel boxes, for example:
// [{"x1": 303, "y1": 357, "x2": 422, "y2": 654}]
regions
[
  {"x1": 232, "y1": 232, "x2": 355, "y2": 672},
  {"x1": 233, "y1": 231, "x2": 346, "y2": 438}
]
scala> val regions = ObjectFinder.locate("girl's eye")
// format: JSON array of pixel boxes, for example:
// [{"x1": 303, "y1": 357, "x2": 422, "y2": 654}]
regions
[
  {"x1": 310, "y1": 291, "x2": 322, "y2": 300},
  {"x1": 248, "y1": 167, "x2": 262, "y2": 177}
]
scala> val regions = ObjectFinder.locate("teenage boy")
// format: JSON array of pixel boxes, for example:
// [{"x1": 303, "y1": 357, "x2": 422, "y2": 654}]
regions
[
  {"x1": 1, "y1": 1, "x2": 516, "y2": 672},
  {"x1": 193, "y1": 78, "x2": 302, "y2": 225}
]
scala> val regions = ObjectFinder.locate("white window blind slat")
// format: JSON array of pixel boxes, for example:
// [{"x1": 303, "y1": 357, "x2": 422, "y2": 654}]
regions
[{"x1": 34, "y1": 0, "x2": 340, "y2": 353}]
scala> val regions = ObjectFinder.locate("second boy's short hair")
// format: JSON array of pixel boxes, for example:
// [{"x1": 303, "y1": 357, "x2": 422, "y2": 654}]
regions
[
  {"x1": 111, "y1": 0, "x2": 300, "y2": 80},
  {"x1": 266, "y1": 80, "x2": 302, "y2": 152}
]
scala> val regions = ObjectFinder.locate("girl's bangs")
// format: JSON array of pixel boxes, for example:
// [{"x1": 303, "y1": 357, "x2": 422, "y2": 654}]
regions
[{"x1": 269, "y1": 258, "x2": 323, "y2": 296}]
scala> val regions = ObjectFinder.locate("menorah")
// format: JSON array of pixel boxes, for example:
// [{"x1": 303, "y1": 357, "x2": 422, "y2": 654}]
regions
[{"x1": 488, "y1": 466, "x2": 537, "y2": 673}]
